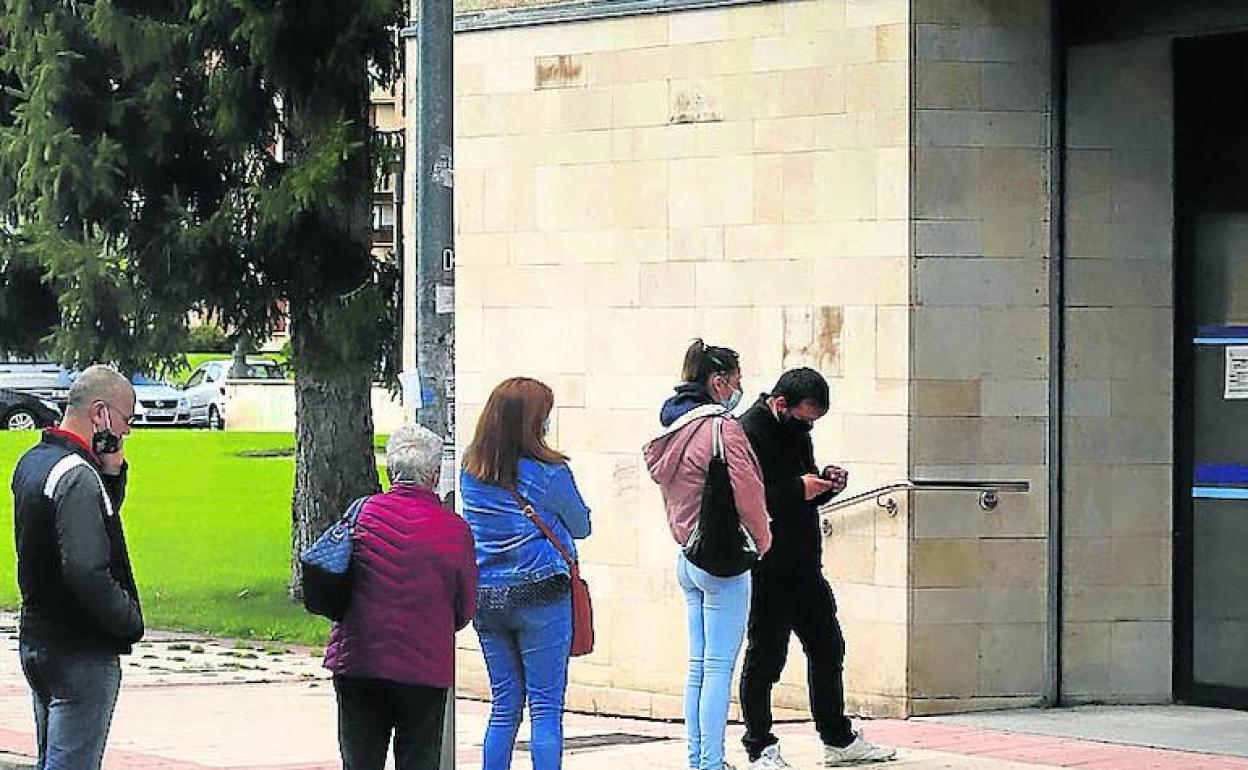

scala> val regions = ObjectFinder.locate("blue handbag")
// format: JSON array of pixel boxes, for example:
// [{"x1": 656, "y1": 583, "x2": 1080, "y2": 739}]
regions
[{"x1": 300, "y1": 496, "x2": 370, "y2": 621}]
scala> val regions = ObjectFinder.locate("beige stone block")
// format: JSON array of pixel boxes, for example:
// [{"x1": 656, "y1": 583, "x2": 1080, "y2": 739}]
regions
[
  {"x1": 915, "y1": 147, "x2": 983, "y2": 220},
  {"x1": 668, "y1": 7, "x2": 730, "y2": 45},
  {"x1": 483, "y1": 264, "x2": 587, "y2": 308},
  {"x1": 1108, "y1": 465, "x2": 1171, "y2": 537},
  {"x1": 751, "y1": 154, "x2": 785, "y2": 225},
  {"x1": 845, "y1": 621, "x2": 908, "y2": 696},
  {"x1": 916, "y1": 61, "x2": 983, "y2": 110},
  {"x1": 876, "y1": 23, "x2": 908, "y2": 62},
  {"x1": 913, "y1": 379, "x2": 980, "y2": 417},
  {"x1": 840, "y1": 306, "x2": 877, "y2": 379},
  {"x1": 1065, "y1": 536, "x2": 1112, "y2": 587},
  {"x1": 782, "y1": 153, "x2": 817, "y2": 223},
  {"x1": 457, "y1": 233, "x2": 510, "y2": 268},
  {"x1": 845, "y1": 0, "x2": 907, "y2": 27},
  {"x1": 586, "y1": 308, "x2": 700, "y2": 376},
  {"x1": 980, "y1": 539, "x2": 1045, "y2": 588},
  {"x1": 480, "y1": 308, "x2": 589, "y2": 375},
  {"x1": 1064, "y1": 584, "x2": 1171, "y2": 624},
  {"x1": 694, "y1": 121, "x2": 754, "y2": 157},
  {"x1": 830, "y1": 377, "x2": 906, "y2": 417},
  {"x1": 669, "y1": 157, "x2": 754, "y2": 227},
  {"x1": 980, "y1": 378, "x2": 1047, "y2": 417},
  {"x1": 979, "y1": 623, "x2": 1046, "y2": 696},
  {"x1": 826, "y1": 534, "x2": 875, "y2": 583},
  {"x1": 717, "y1": 72, "x2": 784, "y2": 120},
  {"x1": 613, "y1": 81, "x2": 669, "y2": 128},
  {"x1": 815, "y1": 149, "x2": 879, "y2": 221},
  {"x1": 753, "y1": 35, "x2": 824, "y2": 72},
  {"x1": 781, "y1": 306, "x2": 844, "y2": 375},
  {"x1": 875, "y1": 306, "x2": 909, "y2": 380},
  {"x1": 669, "y1": 227, "x2": 725, "y2": 262},
  {"x1": 846, "y1": 62, "x2": 908, "y2": 113},
  {"x1": 981, "y1": 148, "x2": 1049, "y2": 212},
  {"x1": 911, "y1": 307, "x2": 983, "y2": 379},
  {"x1": 640, "y1": 262, "x2": 696, "y2": 308},
  {"x1": 583, "y1": 263, "x2": 642, "y2": 308},
  {"x1": 1109, "y1": 622, "x2": 1171, "y2": 697},
  {"x1": 981, "y1": 308, "x2": 1048, "y2": 379},
  {"x1": 781, "y1": 67, "x2": 848, "y2": 117},
  {"x1": 696, "y1": 260, "x2": 814, "y2": 308},
  {"x1": 755, "y1": 116, "x2": 818, "y2": 154},
  {"x1": 725, "y1": 224, "x2": 785, "y2": 261},
  {"x1": 612, "y1": 160, "x2": 669, "y2": 229},
  {"x1": 1063, "y1": 622, "x2": 1111, "y2": 696},
  {"x1": 1109, "y1": 537, "x2": 1171, "y2": 587},
  {"x1": 613, "y1": 125, "x2": 693, "y2": 162},
  {"x1": 912, "y1": 416, "x2": 1047, "y2": 466},
  {"x1": 814, "y1": 112, "x2": 873, "y2": 149},
  {"x1": 914, "y1": 586, "x2": 1047, "y2": 624},
  {"x1": 669, "y1": 40, "x2": 755, "y2": 81},
  {"x1": 917, "y1": 257, "x2": 1047, "y2": 307},
  {"x1": 910, "y1": 622, "x2": 978, "y2": 697},
  {"x1": 914, "y1": 539, "x2": 981, "y2": 589},
  {"x1": 840, "y1": 414, "x2": 907, "y2": 465},
  {"x1": 874, "y1": 536, "x2": 909, "y2": 589},
  {"x1": 612, "y1": 228, "x2": 669, "y2": 263},
  {"x1": 560, "y1": 230, "x2": 621, "y2": 264},
  {"x1": 614, "y1": 47, "x2": 673, "y2": 84},
  {"x1": 810, "y1": 256, "x2": 907, "y2": 307},
  {"x1": 783, "y1": 0, "x2": 846, "y2": 34},
  {"x1": 876, "y1": 147, "x2": 909, "y2": 221},
  {"x1": 830, "y1": 221, "x2": 909, "y2": 257}
]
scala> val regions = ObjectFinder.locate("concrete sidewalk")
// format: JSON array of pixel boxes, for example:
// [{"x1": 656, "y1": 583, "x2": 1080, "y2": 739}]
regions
[{"x1": 0, "y1": 619, "x2": 1245, "y2": 770}]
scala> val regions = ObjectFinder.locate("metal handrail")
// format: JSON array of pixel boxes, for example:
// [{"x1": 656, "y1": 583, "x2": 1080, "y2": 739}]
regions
[{"x1": 818, "y1": 479, "x2": 1031, "y2": 532}]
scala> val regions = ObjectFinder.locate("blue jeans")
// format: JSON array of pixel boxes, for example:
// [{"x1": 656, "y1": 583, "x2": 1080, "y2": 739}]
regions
[
  {"x1": 19, "y1": 642, "x2": 122, "y2": 770},
  {"x1": 677, "y1": 552, "x2": 751, "y2": 770},
  {"x1": 475, "y1": 596, "x2": 572, "y2": 770}
]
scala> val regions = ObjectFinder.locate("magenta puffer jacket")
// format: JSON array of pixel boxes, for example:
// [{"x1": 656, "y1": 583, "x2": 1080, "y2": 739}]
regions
[{"x1": 323, "y1": 484, "x2": 477, "y2": 688}]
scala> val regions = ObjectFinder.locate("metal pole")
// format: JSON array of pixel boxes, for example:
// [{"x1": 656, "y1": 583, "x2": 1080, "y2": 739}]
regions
[
  {"x1": 405, "y1": 0, "x2": 455, "y2": 762},
  {"x1": 1045, "y1": 0, "x2": 1068, "y2": 708}
]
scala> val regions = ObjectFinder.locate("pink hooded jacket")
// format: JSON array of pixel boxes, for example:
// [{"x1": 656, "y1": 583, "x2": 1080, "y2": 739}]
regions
[{"x1": 643, "y1": 405, "x2": 772, "y2": 556}]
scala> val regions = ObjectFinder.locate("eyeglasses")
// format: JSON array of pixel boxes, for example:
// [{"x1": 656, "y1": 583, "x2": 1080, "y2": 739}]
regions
[{"x1": 96, "y1": 400, "x2": 138, "y2": 427}]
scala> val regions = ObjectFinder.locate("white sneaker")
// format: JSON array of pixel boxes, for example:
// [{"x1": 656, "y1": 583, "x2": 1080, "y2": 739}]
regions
[
  {"x1": 750, "y1": 744, "x2": 798, "y2": 770},
  {"x1": 823, "y1": 733, "x2": 896, "y2": 766}
]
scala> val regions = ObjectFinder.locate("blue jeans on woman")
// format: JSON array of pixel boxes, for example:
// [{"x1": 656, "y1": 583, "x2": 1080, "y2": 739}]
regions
[
  {"x1": 677, "y1": 552, "x2": 751, "y2": 770},
  {"x1": 475, "y1": 596, "x2": 573, "y2": 770}
]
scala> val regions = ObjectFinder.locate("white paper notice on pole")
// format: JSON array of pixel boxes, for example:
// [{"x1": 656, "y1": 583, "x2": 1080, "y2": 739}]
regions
[
  {"x1": 399, "y1": 370, "x2": 423, "y2": 414},
  {"x1": 436, "y1": 284, "x2": 454, "y2": 315},
  {"x1": 1226, "y1": 346, "x2": 1248, "y2": 399}
]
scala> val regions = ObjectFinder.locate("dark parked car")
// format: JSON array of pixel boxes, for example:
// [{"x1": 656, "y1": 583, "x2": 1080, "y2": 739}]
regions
[{"x1": 0, "y1": 388, "x2": 62, "y2": 431}]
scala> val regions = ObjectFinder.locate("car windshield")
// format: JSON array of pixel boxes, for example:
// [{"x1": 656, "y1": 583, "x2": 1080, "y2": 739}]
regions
[{"x1": 131, "y1": 373, "x2": 173, "y2": 387}]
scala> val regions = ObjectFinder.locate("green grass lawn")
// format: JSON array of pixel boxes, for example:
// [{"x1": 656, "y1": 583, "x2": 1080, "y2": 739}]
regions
[{"x1": 0, "y1": 431, "x2": 382, "y2": 645}]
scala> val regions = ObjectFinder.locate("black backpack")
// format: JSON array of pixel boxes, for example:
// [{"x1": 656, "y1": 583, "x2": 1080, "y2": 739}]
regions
[{"x1": 683, "y1": 417, "x2": 759, "y2": 577}]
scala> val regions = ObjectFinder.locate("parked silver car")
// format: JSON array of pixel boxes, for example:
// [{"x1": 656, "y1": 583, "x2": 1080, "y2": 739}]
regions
[
  {"x1": 131, "y1": 373, "x2": 191, "y2": 427},
  {"x1": 183, "y1": 358, "x2": 286, "y2": 430}
]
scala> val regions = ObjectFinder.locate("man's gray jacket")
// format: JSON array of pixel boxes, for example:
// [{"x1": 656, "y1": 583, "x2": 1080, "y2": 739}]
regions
[{"x1": 11, "y1": 429, "x2": 143, "y2": 653}]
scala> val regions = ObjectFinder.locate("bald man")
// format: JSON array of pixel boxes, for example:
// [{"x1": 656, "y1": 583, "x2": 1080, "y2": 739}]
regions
[{"x1": 10, "y1": 365, "x2": 143, "y2": 770}]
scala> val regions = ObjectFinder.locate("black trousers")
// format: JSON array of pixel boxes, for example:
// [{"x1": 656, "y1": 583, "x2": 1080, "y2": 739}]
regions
[
  {"x1": 334, "y1": 676, "x2": 448, "y2": 770},
  {"x1": 739, "y1": 569, "x2": 854, "y2": 760}
]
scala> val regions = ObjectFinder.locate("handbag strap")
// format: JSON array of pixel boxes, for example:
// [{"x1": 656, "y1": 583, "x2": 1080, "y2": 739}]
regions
[
  {"x1": 344, "y1": 495, "x2": 370, "y2": 529},
  {"x1": 506, "y1": 486, "x2": 577, "y2": 570},
  {"x1": 711, "y1": 416, "x2": 725, "y2": 462}
]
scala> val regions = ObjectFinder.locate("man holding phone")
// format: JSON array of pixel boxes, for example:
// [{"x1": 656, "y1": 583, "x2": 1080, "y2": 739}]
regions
[
  {"x1": 738, "y1": 368, "x2": 895, "y2": 769},
  {"x1": 11, "y1": 365, "x2": 143, "y2": 770}
]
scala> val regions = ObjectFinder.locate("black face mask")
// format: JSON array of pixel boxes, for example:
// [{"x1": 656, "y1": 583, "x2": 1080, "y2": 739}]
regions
[
  {"x1": 780, "y1": 410, "x2": 814, "y2": 434},
  {"x1": 92, "y1": 408, "x2": 121, "y2": 456}
]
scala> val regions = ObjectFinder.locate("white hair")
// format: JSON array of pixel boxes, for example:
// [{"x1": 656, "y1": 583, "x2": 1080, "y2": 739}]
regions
[
  {"x1": 386, "y1": 423, "x2": 444, "y2": 488},
  {"x1": 67, "y1": 365, "x2": 133, "y2": 412}
]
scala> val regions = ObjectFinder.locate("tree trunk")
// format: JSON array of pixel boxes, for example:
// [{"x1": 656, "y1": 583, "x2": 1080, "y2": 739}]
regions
[{"x1": 288, "y1": 303, "x2": 381, "y2": 599}]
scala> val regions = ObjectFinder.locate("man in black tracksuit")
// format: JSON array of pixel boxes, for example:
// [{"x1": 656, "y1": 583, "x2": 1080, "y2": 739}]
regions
[
  {"x1": 738, "y1": 369, "x2": 894, "y2": 769},
  {"x1": 11, "y1": 366, "x2": 143, "y2": 770}
]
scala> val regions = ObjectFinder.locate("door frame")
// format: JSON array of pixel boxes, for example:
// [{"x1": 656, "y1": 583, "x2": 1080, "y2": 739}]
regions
[{"x1": 1172, "y1": 33, "x2": 1248, "y2": 711}]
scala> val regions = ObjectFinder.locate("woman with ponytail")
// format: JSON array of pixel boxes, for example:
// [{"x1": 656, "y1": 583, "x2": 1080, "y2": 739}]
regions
[{"x1": 644, "y1": 340, "x2": 771, "y2": 770}]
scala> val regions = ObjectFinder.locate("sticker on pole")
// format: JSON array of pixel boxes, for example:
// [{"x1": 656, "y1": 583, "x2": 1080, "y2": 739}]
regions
[
  {"x1": 436, "y1": 284, "x2": 454, "y2": 315},
  {"x1": 1226, "y1": 346, "x2": 1248, "y2": 399}
]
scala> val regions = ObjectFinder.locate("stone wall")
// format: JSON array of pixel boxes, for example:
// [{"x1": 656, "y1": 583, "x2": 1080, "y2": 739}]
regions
[
  {"x1": 452, "y1": 0, "x2": 912, "y2": 718},
  {"x1": 1061, "y1": 35, "x2": 1174, "y2": 705},
  {"x1": 907, "y1": 0, "x2": 1054, "y2": 714}
]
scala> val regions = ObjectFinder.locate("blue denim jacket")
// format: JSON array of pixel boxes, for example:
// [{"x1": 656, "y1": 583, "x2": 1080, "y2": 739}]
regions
[{"x1": 461, "y1": 459, "x2": 592, "y2": 589}]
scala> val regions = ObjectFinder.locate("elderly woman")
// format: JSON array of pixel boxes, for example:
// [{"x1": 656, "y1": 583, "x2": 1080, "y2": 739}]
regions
[{"x1": 323, "y1": 424, "x2": 478, "y2": 770}]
